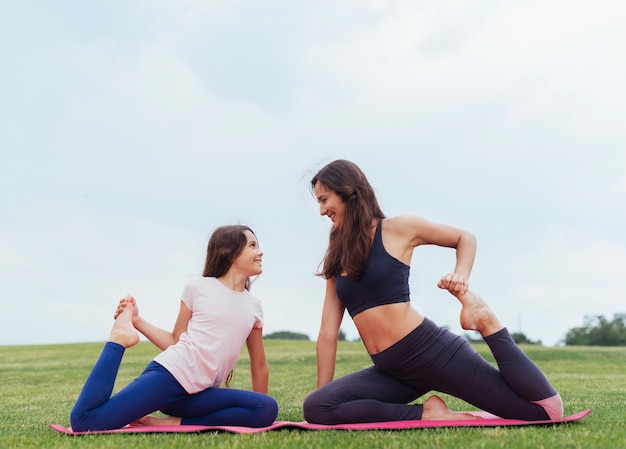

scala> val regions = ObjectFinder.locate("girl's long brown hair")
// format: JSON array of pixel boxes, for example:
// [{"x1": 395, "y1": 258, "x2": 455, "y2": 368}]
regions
[
  {"x1": 202, "y1": 224, "x2": 256, "y2": 291},
  {"x1": 311, "y1": 160, "x2": 385, "y2": 279},
  {"x1": 201, "y1": 224, "x2": 257, "y2": 387}
]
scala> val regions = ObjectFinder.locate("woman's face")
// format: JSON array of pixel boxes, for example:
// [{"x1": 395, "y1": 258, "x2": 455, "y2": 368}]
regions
[
  {"x1": 314, "y1": 181, "x2": 346, "y2": 228},
  {"x1": 231, "y1": 230, "x2": 263, "y2": 276}
]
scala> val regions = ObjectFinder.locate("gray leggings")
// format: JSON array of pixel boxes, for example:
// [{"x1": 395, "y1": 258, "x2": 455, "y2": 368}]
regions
[{"x1": 303, "y1": 318, "x2": 558, "y2": 424}]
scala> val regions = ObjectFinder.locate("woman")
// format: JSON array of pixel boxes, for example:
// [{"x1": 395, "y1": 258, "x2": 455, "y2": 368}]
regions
[
  {"x1": 302, "y1": 159, "x2": 563, "y2": 424},
  {"x1": 70, "y1": 225, "x2": 278, "y2": 431}
]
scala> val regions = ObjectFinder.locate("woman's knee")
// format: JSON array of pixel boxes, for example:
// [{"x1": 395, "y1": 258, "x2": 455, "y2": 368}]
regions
[
  {"x1": 302, "y1": 389, "x2": 328, "y2": 424},
  {"x1": 533, "y1": 392, "x2": 564, "y2": 421}
]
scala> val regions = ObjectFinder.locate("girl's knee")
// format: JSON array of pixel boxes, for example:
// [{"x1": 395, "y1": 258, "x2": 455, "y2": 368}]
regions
[
  {"x1": 262, "y1": 396, "x2": 279, "y2": 425},
  {"x1": 251, "y1": 395, "x2": 279, "y2": 427},
  {"x1": 69, "y1": 411, "x2": 92, "y2": 432}
]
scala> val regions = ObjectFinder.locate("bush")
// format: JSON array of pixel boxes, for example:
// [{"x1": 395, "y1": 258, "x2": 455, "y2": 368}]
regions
[
  {"x1": 264, "y1": 331, "x2": 310, "y2": 341},
  {"x1": 565, "y1": 314, "x2": 626, "y2": 346}
]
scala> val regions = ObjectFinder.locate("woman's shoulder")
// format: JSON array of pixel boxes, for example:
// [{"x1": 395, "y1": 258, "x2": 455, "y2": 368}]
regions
[
  {"x1": 382, "y1": 215, "x2": 428, "y2": 231},
  {"x1": 381, "y1": 215, "x2": 434, "y2": 247}
]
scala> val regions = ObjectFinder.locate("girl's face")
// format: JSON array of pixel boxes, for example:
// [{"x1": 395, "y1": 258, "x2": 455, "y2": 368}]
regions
[
  {"x1": 231, "y1": 230, "x2": 263, "y2": 276},
  {"x1": 314, "y1": 181, "x2": 346, "y2": 228}
]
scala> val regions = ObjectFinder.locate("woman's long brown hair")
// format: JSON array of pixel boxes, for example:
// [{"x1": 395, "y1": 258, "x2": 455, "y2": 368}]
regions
[{"x1": 311, "y1": 160, "x2": 385, "y2": 279}]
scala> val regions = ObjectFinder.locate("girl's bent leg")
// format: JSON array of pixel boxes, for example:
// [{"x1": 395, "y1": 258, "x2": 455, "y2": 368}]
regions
[
  {"x1": 70, "y1": 361, "x2": 188, "y2": 431},
  {"x1": 161, "y1": 388, "x2": 278, "y2": 428},
  {"x1": 70, "y1": 342, "x2": 125, "y2": 429},
  {"x1": 303, "y1": 367, "x2": 426, "y2": 424}
]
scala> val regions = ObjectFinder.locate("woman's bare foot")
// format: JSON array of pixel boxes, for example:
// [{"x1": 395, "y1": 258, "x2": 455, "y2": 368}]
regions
[
  {"x1": 108, "y1": 300, "x2": 140, "y2": 348},
  {"x1": 130, "y1": 414, "x2": 182, "y2": 426},
  {"x1": 454, "y1": 290, "x2": 503, "y2": 337},
  {"x1": 421, "y1": 395, "x2": 479, "y2": 420}
]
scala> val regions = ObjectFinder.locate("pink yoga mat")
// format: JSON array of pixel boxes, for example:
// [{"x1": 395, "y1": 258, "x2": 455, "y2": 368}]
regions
[{"x1": 49, "y1": 409, "x2": 591, "y2": 435}]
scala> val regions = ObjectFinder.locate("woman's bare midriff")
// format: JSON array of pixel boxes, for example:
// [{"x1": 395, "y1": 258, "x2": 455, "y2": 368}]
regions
[{"x1": 353, "y1": 302, "x2": 425, "y2": 355}]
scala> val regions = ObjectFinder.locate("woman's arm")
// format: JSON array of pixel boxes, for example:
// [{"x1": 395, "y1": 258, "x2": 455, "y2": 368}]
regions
[
  {"x1": 315, "y1": 278, "x2": 345, "y2": 388},
  {"x1": 116, "y1": 296, "x2": 191, "y2": 351},
  {"x1": 246, "y1": 327, "x2": 269, "y2": 393},
  {"x1": 391, "y1": 215, "x2": 477, "y2": 294}
]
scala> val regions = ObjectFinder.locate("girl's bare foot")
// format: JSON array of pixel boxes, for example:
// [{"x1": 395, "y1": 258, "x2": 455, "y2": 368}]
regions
[
  {"x1": 455, "y1": 290, "x2": 503, "y2": 337},
  {"x1": 422, "y1": 395, "x2": 479, "y2": 420},
  {"x1": 130, "y1": 414, "x2": 182, "y2": 426},
  {"x1": 108, "y1": 301, "x2": 140, "y2": 348}
]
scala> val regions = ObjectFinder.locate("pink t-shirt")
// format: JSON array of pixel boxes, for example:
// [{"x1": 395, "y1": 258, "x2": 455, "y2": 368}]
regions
[{"x1": 154, "y1": 277, "x2": 264, "y2": 393}]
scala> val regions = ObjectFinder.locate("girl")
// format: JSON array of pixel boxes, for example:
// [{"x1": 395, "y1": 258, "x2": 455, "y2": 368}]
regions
[
  {"x1": 70, "y1": 225, "x2": 278, "y2": 431},
  {"x1": 303, "y1": 159, "x2": 563, "y2": 424}
]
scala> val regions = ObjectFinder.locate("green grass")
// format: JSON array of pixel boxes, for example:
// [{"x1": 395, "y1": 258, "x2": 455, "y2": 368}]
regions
[{"x1": 1, "y1": 340, "x2": 624, "y2": 448}]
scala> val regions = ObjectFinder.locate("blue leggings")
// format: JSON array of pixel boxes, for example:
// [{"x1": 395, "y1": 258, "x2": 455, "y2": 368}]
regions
[
  {"x1": 70, "y1": 342, "x2": 278, "y2": 431},
  {"x1": 303, "y1": 318, "x2": 559, "y2": 424}
]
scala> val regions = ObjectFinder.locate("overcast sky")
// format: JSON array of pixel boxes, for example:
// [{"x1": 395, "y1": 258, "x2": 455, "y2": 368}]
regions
[{"x1": 1, "y1": 0, "x2": 624, "y2": 347}]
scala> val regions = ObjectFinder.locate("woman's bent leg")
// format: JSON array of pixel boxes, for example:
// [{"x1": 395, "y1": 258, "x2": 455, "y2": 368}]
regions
[
  {"x1": 436, "y1": 334, "x2": 557, "y2": 420},
  {"x1": 372, "y1": 318, "x2": 557, "y2": 421},
  {"x1": 452, "y1": 290, "x2": 563, "y2": 420},
  {"x1": 161, "y1": 388, "x2": 278, "y2": 428},
  {"x1": 303, "y1": 366, "x2": 426, "y2": 424},
  {"x1": 484, "y1": 327, "x2": 563, "y2": 419}
]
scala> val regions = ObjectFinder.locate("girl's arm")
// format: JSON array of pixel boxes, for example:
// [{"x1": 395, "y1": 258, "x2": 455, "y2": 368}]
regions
[
  {"x1": 315, "y1": 277, "x2": 345, "y2": 388},
  {"x1": 117, "y1": 296, "x2": 191, "y2": 351},
  {"x1": 246, "y1": 327, "x2": 269, "y2": 393}
]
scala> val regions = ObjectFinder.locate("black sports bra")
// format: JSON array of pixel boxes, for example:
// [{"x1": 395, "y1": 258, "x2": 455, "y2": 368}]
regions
[{"x1": 335, "y1": 220, "x2": 410, "y2": 318}]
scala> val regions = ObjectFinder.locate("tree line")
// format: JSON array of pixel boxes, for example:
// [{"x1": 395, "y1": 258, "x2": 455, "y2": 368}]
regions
[
  {"x1": 564, "y1": 313, "x2": 626, "y2": 346},
  {"x1": 466, "y1": 314, "x2": 626, "y2": 346}
]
